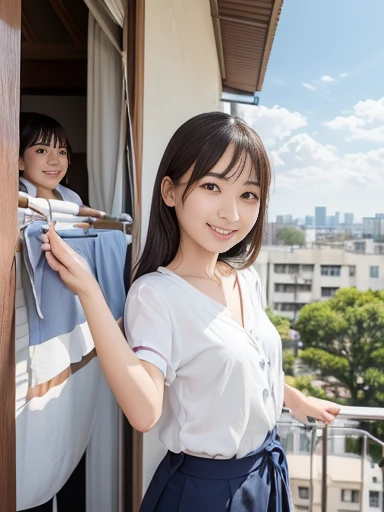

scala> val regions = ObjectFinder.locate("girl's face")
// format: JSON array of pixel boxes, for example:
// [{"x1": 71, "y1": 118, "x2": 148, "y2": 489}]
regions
[
  {"x1": 162, "y1": 145, "x2": 261, "y2": 256},
  {"x1": 19, "y1": 137, "x2": 69, "y2": 192}
]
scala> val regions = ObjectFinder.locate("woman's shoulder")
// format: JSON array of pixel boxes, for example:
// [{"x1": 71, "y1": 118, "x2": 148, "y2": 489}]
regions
[
  {"x1": 239, "y1": 265, "x2": 265, "y2": 308},
  {"x1": 128, "y1": 270, "x2": 174, "y2": 301},
  {"x1": 239, "y1": 265, "x2": 261, "y2": 286}
]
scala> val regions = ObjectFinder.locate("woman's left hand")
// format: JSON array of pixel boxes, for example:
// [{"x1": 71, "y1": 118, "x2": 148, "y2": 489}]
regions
[{"x1": 292, "y1": 396, "x2": 341, "y2": 425}]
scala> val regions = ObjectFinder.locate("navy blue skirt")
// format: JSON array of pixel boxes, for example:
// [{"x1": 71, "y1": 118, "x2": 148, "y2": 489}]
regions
[{"x1": 140, "y1": 427, "x2": 293, "y2": 512}]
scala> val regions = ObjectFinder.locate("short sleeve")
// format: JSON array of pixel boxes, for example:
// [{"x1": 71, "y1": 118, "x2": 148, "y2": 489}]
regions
[{"x1": 124, "y1": 280, "x2": 175, "y2": 385}]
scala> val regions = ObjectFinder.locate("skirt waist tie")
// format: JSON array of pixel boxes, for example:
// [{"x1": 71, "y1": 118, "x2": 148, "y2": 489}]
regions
[{"x1": 229, "y1": 427, "x2": 292, "y2": 512}]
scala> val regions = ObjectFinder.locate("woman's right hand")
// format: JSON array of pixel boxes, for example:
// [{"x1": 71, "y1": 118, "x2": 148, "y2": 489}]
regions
[{"x1": 41, "y1": 224, "x2": 98, "y2": 297}]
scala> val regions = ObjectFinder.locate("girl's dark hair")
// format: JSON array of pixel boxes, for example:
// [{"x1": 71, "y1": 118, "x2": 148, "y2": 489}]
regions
[
  {"x1": 19, "y1": 112, "x2": 72, "y2": 162},
  {"x1": 133, "y1": 112, "x2": 271, "y2": 283}
]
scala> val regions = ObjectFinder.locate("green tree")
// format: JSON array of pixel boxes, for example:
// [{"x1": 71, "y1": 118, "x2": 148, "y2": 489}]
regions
[
  {"x1": 285, "y1": 375, "x2": 328, "y2": 400},
  {"x1": 276, "y1": 227, "x2": 306, "y2": 246},
  {"x1": 295, "y1": 288, "x2": 384, "y2": 407},
  {"x1": 282, "y1": 349, "x2": 295, "y2": 376}
]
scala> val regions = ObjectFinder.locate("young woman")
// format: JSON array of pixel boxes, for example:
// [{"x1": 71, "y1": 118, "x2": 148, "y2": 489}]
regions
[
  {"x1": 41, "y1": 112, "x2": 340, "y2": 511},
  {"x1": 19, "y1": 112, "x2": 83, "y2": 205}
]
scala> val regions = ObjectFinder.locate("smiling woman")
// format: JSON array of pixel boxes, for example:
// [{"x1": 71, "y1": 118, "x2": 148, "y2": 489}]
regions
[{"x1": 18, "y1": 112, "x2": 83, "y2": 205}]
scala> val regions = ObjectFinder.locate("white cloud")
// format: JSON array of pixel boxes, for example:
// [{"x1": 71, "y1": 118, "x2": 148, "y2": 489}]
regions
[
  {"x1": 237, "y1": 104, "x2": 308, "y2": 147},
  {"x1": 320, "y1": 75, "x2": 335, "y2": 82},
  {"x1": 339, "y1": 73, "x2": 348, "y2": 78},
  {"x1": 273, "y1": 79, "x2": 288, "y2": 86},
  {"x1": 323, "y1": 97, "x2": 384, "y2": 142},
  {"x1": 302, "y1": 83, "x2": 316, "y2": 91},
  {"x1": 233, "y1": 103, "x2": 384, "y2": 219}
]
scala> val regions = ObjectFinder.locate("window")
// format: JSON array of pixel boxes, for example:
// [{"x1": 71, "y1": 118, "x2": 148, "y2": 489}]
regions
[
  {"x1": 321, "y1": 265, "x2": 341, "y2": 277},
  {"x1": 274, "y1": 264, "x2": 300, "y2": 274},
  {"x1": 321, "y1": 287, "x2": 339, "y2": 297},
  {"x1": 298, "y1": 487, "x2": 309, "y2": 499},
  {"x1": 369, "y1": 491, "x2": 380, "y2": 508},
  {"x1": 301, "y1": 264, "x2": 314, "y2": 272},
  {"x1": 274, "y1": 284, "x2": 311, "y2": 293},
  {"x1": 349, "y1": 265, "x2": 356, "y2": 276},
  {"x1": 372, "y1": 477, "x2": 378, "y2": 483},
  {"x1": 341, "y1": 489, "x2": 359, "y2": 503},
  {"x1": 370, "y1": 266, "x2": 379, "y2": 278}
]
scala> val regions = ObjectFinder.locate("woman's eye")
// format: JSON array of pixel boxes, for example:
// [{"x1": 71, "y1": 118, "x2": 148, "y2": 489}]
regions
[
  {"x1": 36, "y1": 148, "x2": 47, "y2": 154},
  {"x1": 242, "y1": 191, "x2": 259, "y2": 200},
  {"x1": 59, "y1": 150, "x2": 67, "y2": 156},
  {"x1": 202, "y1": 183, "x2": 219, "y2": 192}
]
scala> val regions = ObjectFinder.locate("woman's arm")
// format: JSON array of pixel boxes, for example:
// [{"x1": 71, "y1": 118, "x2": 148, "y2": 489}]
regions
[
  {"x1": 284, "y1": 383, "x2": 341, "y2": 425},
  {"x1": 42, "y1": 227, "x2": 164, "y2": 432}
]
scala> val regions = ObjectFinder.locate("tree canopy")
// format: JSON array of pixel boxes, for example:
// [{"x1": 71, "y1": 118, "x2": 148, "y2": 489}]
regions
[
  {"x1": 276, "y1": 227, "x2": 306, "y2": 246},
  {"x1": 295, "y1": 287, "x2": 384, "y2": 407}
]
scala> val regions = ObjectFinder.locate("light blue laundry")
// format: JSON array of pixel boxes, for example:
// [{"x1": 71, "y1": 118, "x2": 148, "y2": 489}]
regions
[{"x1": 21, "y1": 222, "x2": 127, "y2": 346}]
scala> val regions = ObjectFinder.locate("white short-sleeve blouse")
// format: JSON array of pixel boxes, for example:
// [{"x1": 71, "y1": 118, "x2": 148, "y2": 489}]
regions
[{"x1": 124, "y1": 266, "x2": 285, "y2": 459}]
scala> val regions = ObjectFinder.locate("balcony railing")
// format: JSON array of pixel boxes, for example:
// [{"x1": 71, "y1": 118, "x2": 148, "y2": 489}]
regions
[{"x1": 277, "y1": 406, "x2": 384, "y2": 512}]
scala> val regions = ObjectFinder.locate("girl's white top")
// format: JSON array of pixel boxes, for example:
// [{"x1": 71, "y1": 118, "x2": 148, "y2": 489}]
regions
[
  {"x1": 124, "y1": 266, "x2": 285, "y2": 459},
  {"x1": 19, "y1": 177, "x2": 83, "y2": 206}
]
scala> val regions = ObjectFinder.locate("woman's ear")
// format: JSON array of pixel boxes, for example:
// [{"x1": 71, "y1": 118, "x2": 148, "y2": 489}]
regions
[
  {"x1": 161, "y1": 176, "x2": 176, "y2": 207},
  {"x1": 18, "y1": 156, "x2": 25, "y2": 171}
]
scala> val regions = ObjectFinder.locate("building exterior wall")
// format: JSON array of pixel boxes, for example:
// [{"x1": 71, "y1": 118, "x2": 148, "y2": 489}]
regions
[
  {"x1": 141, "y1": 0, "x2": 222, "y2": 492},
  {"x1": 141, "y1": 0, "x2": 222, "y2": 237},
  {"x1": 254, "y1": 246, "x2": 384, "y2": 319}
]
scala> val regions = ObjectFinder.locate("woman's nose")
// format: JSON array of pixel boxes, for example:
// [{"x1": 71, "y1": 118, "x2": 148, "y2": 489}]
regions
[{"x1": 218, "y1": 199, "x2": 240, "y2": 223}]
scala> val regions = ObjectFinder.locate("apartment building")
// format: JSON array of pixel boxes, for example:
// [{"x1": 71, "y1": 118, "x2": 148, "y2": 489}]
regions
[{"x1": 255, "y1": 246, "x2": 384, "y2": 319}]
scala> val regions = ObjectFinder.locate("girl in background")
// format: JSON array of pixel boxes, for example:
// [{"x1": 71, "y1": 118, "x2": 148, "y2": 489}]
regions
[
  {"x1": 19, "y1": 112, "x2": 83, "y2": 205},
  {"x1": 41, "y1": 112, "x2": 340, "y2": 511}
]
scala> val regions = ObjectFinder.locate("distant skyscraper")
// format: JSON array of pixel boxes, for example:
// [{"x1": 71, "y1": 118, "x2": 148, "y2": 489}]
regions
[
  {"x1": 305, "y1": 215, "x2": 314, "y2": 227},
  {"x1": 276, "y1": 215, "x2": 293, "y2": 225},
  {"x1": 335, "y1": 211, "x2": 341, "y2": 227},
  {"x1": 344, "y1": 213, "x2": 354, "y2": 226},
  {"x1": 327, "y1": 215, "x2": 336, "y2": 227},
  {"x1": 363, "y1": 217, "x2": 375, "y2": 237},
  {"x1": 315, "y1": 206, "x2": 326, "y2": 227}
]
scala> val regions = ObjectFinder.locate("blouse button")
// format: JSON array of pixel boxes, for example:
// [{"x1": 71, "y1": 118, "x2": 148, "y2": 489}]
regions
[
  {"x1": 263, "y1": 389, "x2": 269, "y2": 402},
  {"x1": 260, "y1": 359, "x2": 266, "y2": 370}
]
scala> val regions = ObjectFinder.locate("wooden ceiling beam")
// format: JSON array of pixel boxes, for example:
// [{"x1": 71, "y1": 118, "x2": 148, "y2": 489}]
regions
[
  {"x1": 48, "y1": 0, "x2": 87, "y2": 48},
  {"x1": 22, "y1": 43, "x2": 87, "y2": 61},
  {"x1": 21, "y1": 10, "x2": 38, "y2": 43}
]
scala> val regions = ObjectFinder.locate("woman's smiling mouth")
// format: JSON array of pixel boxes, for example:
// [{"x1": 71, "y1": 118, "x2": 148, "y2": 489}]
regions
[{"x1": 208, "y1": 224, "x2": 237, "y2": 240}]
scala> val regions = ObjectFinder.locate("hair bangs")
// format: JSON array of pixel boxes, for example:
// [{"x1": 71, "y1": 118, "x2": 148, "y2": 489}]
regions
[{"x1": 19, "y1": 112, "x2": 72, "y2": 161}]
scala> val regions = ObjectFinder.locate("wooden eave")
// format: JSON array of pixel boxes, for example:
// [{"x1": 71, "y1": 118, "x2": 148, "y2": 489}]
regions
[{"x1": 210, "y1": 0, "x2": 284, "y2": 93}]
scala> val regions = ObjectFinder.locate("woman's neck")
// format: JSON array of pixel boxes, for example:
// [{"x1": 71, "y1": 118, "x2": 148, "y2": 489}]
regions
[{"x1": 167, "y1": 232, "x2": 220, "y2": 280}]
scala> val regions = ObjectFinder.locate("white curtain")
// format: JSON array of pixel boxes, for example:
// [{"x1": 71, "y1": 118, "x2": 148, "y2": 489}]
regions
[{"x1": 85, "y1": 0, "x2": 126, "y2": 216}]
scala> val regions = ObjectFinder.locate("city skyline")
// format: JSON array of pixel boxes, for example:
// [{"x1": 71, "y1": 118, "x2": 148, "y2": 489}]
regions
[{"x1": 271, "y1": 206, "x2": 381, "y2": 225}]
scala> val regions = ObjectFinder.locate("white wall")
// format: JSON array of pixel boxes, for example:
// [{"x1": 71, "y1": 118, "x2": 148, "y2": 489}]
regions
[
  {"x1": 141, "y1": 0, "x2": 222, "y2": 492},
  {"x1": 141, "y1": 0, "x2": 222, "y2": 237}
]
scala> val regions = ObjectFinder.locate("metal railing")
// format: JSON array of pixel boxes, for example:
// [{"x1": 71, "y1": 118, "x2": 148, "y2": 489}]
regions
[{"x1": 278, "y1": 406, "x2": 384, "y2": 512}]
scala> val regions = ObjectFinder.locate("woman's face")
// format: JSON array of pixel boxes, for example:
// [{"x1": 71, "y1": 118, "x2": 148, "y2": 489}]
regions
[
  {"x1": 19, "y1": 137, "x2": 69, "y2": 192},
  {"x1": 162, "y1": 145, "x2": 261, "y2": 256}
]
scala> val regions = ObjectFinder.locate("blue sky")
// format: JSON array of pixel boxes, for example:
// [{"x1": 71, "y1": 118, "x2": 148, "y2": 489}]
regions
[{"x1": 240, "y1": 0, "x2": 384, "y2": 223}]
